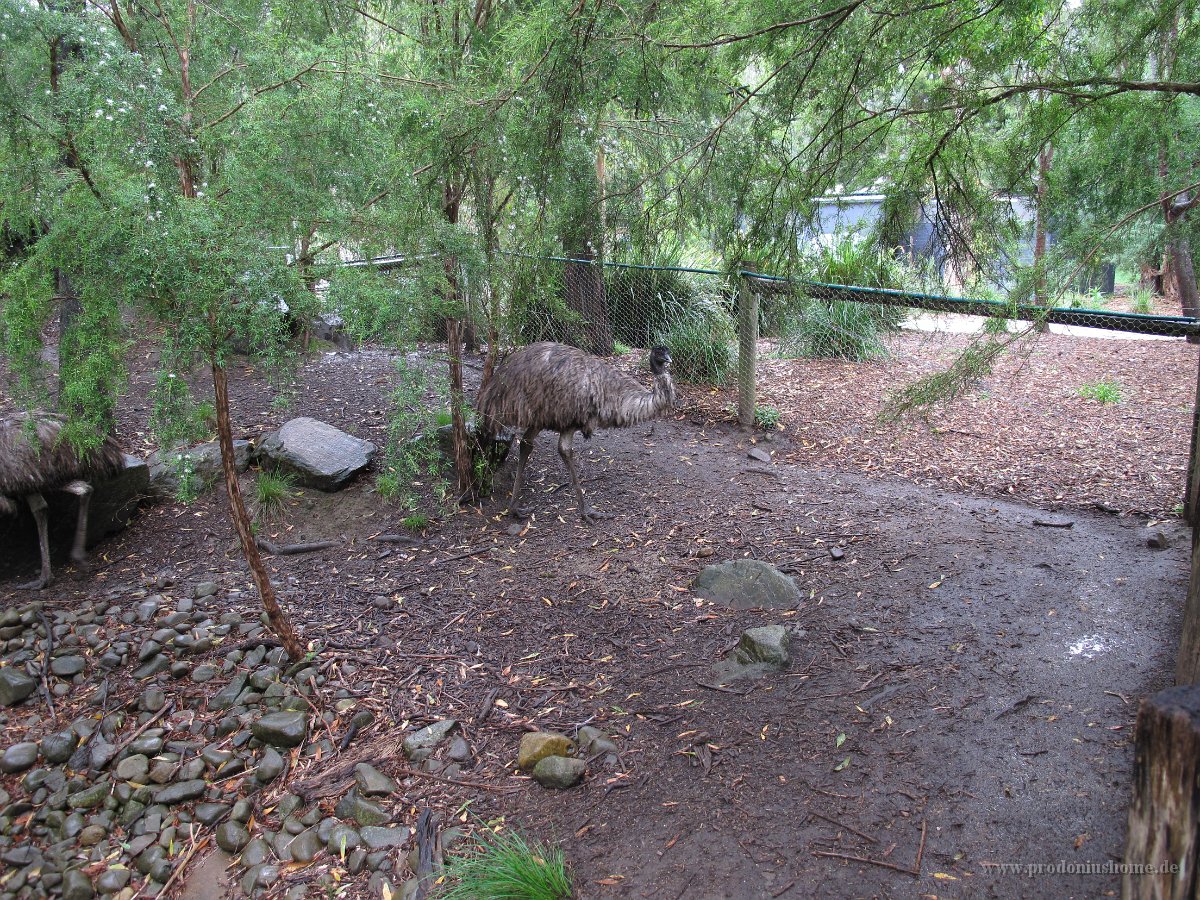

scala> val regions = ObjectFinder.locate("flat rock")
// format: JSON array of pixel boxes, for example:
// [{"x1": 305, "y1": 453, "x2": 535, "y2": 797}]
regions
[
  {"x1": 532, "y1": 756, "x2": 586, "y2": 789},
  {"x1": 355, "y1": 763, "x2": 399, "y2": 797},
  {"x1": 155, "y1": 779, "x2": 206, "y2": 805},
  {"x1": 360, "y1": 826, "x2": 412, "y2": 850},
  {"x1": 334, "y1": 791, "x2": 390, "y2": 827},
  {"x1": 1, "y1": 742, "x2": 39, "y2": 774},
  {"x1": 148, "y1": 440, "x2": 251, "y2": 498},
  {"x1": 0, "y1": 668, "x2": 36, "y2": 706},
  {"x1": 518, "y1": 732, "x2": 574, "y2": 772},
  {"x1": 402, "y1": 719, "x2": 457, "y2": 758},
  {"x1": 691, "y1": 558, "x2": 801, "y2": 609},
  {"x1": 735, "y1": 625, "x2": 791, "y2": 668},
  {"x1": 257, "y1": 418, "x2": 376, "y2": 491},
  {"x1": 251, "y1": 711, "x2": 308, "y2": 748},
  {"x1": 747, "y1": 447, "x2": 772, "y2": 463},
  {"x1": 50, "y1": 655, "x2": 86, "y2": 677},
  {"x1": 41, "y1": 731, "x2": 78, "y2": 764},
  {"x1": 61, "y1": 868, "x2": 94, "y2": 900}
]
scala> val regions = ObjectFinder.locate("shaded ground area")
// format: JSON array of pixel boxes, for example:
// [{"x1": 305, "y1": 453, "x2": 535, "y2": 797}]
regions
[{"x1": 0, "y1": 333, "x2": 1191, "y2": 898}]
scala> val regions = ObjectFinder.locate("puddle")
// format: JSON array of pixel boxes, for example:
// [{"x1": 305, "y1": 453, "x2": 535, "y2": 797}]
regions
[{"x1": 1067, "y1": 635, "x2": 1106, "y2": 658}]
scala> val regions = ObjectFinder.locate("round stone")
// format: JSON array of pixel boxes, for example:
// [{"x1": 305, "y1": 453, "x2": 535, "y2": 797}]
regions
[{"x1": 1, "y1": 742, "x2": 40, "y2": 774}]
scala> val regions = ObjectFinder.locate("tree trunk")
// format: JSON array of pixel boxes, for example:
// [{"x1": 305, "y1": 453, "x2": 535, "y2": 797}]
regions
[
  {"x1": 211, "y1": 361, "x2": 304, "y2": 660},
  {"x1": 1123, "y1": 682, "x2": 1200, "y2": 897},
  {"x1": 441, "y1": 179, "x2": 473, "y2": 499},
  {"x1": 1168, "y1": 237, "x2": 1200, "y2": 321},
  {"x1": 1032, "y1": 142, "x2": 1053, "y2": 330}
]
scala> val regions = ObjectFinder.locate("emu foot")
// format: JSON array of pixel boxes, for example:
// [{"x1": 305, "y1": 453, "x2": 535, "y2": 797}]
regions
[
  {"x1": 580, "y1": 507, "x2": 613, "y2": 524},
  {"x1": 507, "y1": 505, "x2": 533, "y2": 520},
  {"x1": 15, "y1": 574, "x2": 51, "y2": 591}
]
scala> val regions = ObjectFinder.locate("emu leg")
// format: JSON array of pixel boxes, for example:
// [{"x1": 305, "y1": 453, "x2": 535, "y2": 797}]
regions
[
  {"x1": 16, "y1": 492, "x2": 52, "y2": 590},
  {"x1": 61, "y1": 480, "x2": 93, "y2": 566},
  {"x1": 508, "y1": 430, "x2": 538, "y2": 518},
  {"x1": 558, "y1": 430, "x2": 610, "y2": 524}
]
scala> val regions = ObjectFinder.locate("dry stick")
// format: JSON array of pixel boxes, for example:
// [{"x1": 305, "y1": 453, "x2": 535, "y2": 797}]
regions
[
  {"x1": 97, "y1": 702, "x2": 175, "y2": 770},
  {"x1": 396, "y1": 765, "x2": 517, "y2": 795},
  {"x1": 35, "y1": 610, "x2": 56, "y2": 723},
  {"x1": 147, "y1": 834, "x2": 211, "y2": 898},
  {"x1": 431, "y1": 544, "x2": 496, "y2": 565},
  {"x1": 255, "y1": 537, "x2": 338, "y2": 555},
  {"x1": 812, "y1": 849, "x2": 918, "y2": 876},
  {"x1": 810, "y1": 810, "x2": 880, "y2": 844}
]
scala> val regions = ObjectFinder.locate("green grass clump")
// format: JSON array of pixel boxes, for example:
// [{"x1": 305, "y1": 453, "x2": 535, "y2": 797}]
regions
[
  {"x1": 403, "y1": 512, "x2": 429, "y2": 532},
  {"x1": 654, "y1": 297, "x2": 736, "y2": 384},
  {"x1": 778, "y1": 299, "x2": 891, "y2": 361},
  {"x1": 255, "y1": 470, "x2": 295, "y2": 516},
  {"x1": 754, "y1": 406, "x2": 782, "y2": 429},
  {"x1": 432, "y1": 828, "x2": 573, "y2": 900},
  {"x1": 1130, "y1": 288, "x2": 1154, "y2": 314},
  {"x1": 612, "y1": 341, "x2": 631, "y2": 356},
  {"x1": 1077, "y1": 381, "x2": 1122, "y2": 404}
]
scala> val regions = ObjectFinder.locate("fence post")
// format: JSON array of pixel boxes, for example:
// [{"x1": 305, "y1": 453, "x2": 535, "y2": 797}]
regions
[
  {"x1": 1123, "y1": 682, "x2": 1200, "y2": 896},
  {"x1": 737, "y1": 271, "x2": 758, "y2": 428}
]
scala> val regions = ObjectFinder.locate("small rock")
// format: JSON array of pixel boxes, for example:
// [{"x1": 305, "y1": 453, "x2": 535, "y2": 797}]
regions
[
  {"x1": 354, "y1": 764, "x2": 399, "y2": 797},
  {"x1": 251, "y1": 711, "x2": 308, "y2": 748},
  {"x1": 40, "y1": 731, "x2": 79, "y2": 764},
  {"x1": 78, "y1": 825, "x2": 107, "y2": 846},
  {"x1": 518, "y1": 732, "x2": 574, "y2": 772},
  {"x1": 334, "y1": 791, "x2": 390, "y2": 827},
  {"x1": 447, "y1": 736, "x2": 472, "y2": 763},
  {"x1": 191, "y1": 664, "x2": 219, "y2": 684},
  {"x1": 50, "y1": 655, "x2": 86, "y2": 678},
  {"x1": 0, "y1": 668, "x2": 36, "y2": 707},
  {"x1": 136, "y1": 599, "x2": 159, "y2": 623},
  {"x1": 194, "y1": 581, "x2": 218, "y2": 598},
  {"x1": 155, "y1": 779, "x2": 206, "y2": 805},
  {"x1": 735, "y1": 625, "x2": 791, "y2": 668},
  {"x1": 194, "y1": 802, "x2": 231, "y2": 826},
  {"x1": 61, "y1": 868, "x2": 94, "y2": 900},
  {"x1": 95, "y1": 866, "x2": 131, "y2": 893},
  {"x1": 68, "y1": 782, "x2": 111, "y2": 810},
  {"x1": 289, "y1": 829, "x2": 322, "y2": 863},
  {"x1": 359, "y1": 826, "x2": 412, "y2": 850},
  {"x1": 1, "y1": 742, "x2": 39, "y2": 774},
  {"x1": 240, "y1": 837, "x2": 271, "y2": 867},
  {"x1": 747, "y1": 447, "x2": 772, "y2": 463},
  {"x1": 132, "y1": 654, "x2": 170, "y2": 679},
  {"x1": 532, "y1": 756, "x2": 586, "y2": 790},
  {"x1": 326, "y1": 824, "x2": 361, "y2": 856},
  {"x1": 256, "y1": 747, "x2": 286, "y2": 782},
  {"x1": 115, "y1": 755, "x2": 150, "y2": 783},
  {"x1": 691, "y1": 558, "x2": 801, "y2": 610},
  {"x1": 216, "y1": 821, "x2": 251, "y2": 853},
  {"x1": 402, "y1": 719, "x2": 457, "y2": 758}
]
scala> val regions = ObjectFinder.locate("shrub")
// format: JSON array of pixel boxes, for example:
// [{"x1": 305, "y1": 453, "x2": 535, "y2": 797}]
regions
[
  {"x1": 653, "y1": 293, "x2": 737, "y2": 383},
  {"x1": 605, "y1": 267, "x2": 697, "y2": 349},
  {"x1": 754, "y1": 405, "x2": 782, "y2": 429},
  {"x1": 775, "y1": 240, "x2": 911, "y2": 361},
  {"x1": 255, "y1": 470, "x2": 295, "y2": 517},
  {"x1": 1131, "y1": 288, "x2": 1154, "y2": 314},
  {"x1": 403, "y1": 512, "x2": 429, "y2": 532},
  {"x1": 432, "y1": 828, "x2": 573, "y2": 900}
]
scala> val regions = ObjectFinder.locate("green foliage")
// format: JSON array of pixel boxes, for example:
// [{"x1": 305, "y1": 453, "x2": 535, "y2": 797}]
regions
[
  {"x1": 777, "y1": 299, "x2": 890, "y2": 362},
  {"x1": 653, "y1": 293, "x2": 737, "y2": 383},
  {"x1": 432, "y1": 828, "x2": 573, "y2": 900},
  {"x1": 255, "y1": 470, "x2": 295, "y2": 517},
  {"x1": 403, "y1": 513, "x2": 430, "y2": 532},
  {"x1": 1131, "y1": 288, "x2": 1154, "y2": 314},
  {"x1": 613, "y1": 341, "x2": 631, "y2": 355},
  {"x1": 1077, "y1": 380, "x2": 1122, "y2": 404},
  {"x1": 605, "y1": 267, "x2": 698, "y2": 349},
  {"x1": 754, "y1": 406, "x2": 782, "y2": 429},
  {"x1": 376, "y1": 357, "x2": 451, "y2": 510}
]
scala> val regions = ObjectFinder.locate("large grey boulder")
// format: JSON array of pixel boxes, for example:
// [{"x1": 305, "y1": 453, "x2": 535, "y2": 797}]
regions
[
  {"x1": 691, "y1": 558, "x2": 801, "y2": 609},
  {"x1": 258, "y1": 418, "x2": 375, "y2": 491},
  {"x1": 148, "y1": 441, "x2": 251, "y2": 498}
]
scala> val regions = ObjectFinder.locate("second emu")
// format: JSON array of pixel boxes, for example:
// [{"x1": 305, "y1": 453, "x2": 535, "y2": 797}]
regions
[{"x1": 476, "y1": 342, "x2": 675, "y2": 522}]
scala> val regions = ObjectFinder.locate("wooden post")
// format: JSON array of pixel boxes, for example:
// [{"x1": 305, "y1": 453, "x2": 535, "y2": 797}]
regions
[
  {"x1": 737, "y1": 271, "x2": 758, "y2": 429},
  {"x1": 1123, "y1": 683, "x2": 1200, "y2": 896},
  {"x1": 1185, "y1": 345, "x2": 1200, "y2": 526}
]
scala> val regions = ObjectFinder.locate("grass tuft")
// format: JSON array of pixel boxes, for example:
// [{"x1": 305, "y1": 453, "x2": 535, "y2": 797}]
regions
[
  {"x1": 431, "y1": 828, "x2": 573, "y2": 900},
  {"x1": 255, "y1": 469, "x2": 295, "y2": 516},
  {"x1": 1077, "y1": 380, "x2": 1122, "y2": 404}
]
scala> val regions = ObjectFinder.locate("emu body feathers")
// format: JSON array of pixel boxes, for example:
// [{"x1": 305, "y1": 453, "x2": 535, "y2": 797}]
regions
[
  {"x1": 476, "y1": 342, "x2": 674, "y2": 522},
  {"x1": 0, "y1": 413, "x2": 125, "y2": 589}
]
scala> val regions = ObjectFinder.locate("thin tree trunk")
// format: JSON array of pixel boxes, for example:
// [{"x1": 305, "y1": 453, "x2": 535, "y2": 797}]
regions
[
  {"x1": 1032, "y1": 143, "x2": 1053, "y2": 328},
  {"x1": 211, "y1": 361, "x2": 304, "y2": 660},
  {"x1": 442, "y1": 179, "x2": 473, "y2": 499}
]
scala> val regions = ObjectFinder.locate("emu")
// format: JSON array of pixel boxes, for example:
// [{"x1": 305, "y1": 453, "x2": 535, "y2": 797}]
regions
[
  {"x1": 0, "y1": 413, "x2": 125, "y2": 590},
  {"x1": 476, "y1": 342, "x2": 675, "y2": 523}
]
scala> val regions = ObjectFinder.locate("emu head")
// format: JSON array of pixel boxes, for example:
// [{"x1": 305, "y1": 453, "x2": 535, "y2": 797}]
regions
[{"x1": 649, "y1": 345, "x2": 672, "y2": 375}]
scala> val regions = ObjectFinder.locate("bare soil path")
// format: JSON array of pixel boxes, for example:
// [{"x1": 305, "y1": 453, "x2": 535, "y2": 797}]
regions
[{"x1": 0, "y1": 333, "x2": 1191, "y2": 899}]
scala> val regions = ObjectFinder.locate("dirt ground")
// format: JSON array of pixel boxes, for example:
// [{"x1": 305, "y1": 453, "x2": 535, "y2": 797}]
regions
[{"x1": 0, "y1": 329, "x2": 1193, "y2": 899}]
